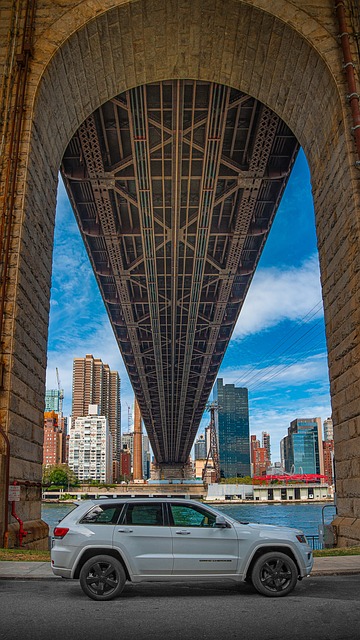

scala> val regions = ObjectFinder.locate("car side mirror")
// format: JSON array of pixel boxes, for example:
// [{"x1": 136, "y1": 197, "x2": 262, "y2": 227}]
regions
[{"x1": 215, "y1": 515, "x2": 229, "y2": 528}]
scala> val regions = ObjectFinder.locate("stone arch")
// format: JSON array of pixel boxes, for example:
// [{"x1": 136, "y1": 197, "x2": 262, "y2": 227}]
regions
[{"x1": 1, "y1": 0, "x2": 359, "y2": 546}]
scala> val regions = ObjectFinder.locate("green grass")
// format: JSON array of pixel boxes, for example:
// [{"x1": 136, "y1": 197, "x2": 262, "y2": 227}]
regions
[
  {"x1": 313, "y1": 546, "x2": 360, "y2": 557},
  {"x1": 0, "y1": 548, "x2": 50, "y2": 562},
  {"x1": 1, "y1": 546, "x2": 360, "y2": 562}
]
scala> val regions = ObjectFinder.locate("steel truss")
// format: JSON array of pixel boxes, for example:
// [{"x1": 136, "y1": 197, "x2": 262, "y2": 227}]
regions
[{"x1": 61, "y1": 80, "x2": 298, "y2": 465}]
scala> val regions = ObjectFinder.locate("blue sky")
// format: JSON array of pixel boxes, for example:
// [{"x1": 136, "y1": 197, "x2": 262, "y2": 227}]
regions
[{"x1": 46, "y1": 148, "x2": 332, "y2": 462}]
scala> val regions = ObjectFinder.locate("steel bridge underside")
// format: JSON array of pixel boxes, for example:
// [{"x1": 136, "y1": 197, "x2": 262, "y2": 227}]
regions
[{"x1": 61, "y1": 80, "x2": 298, "y2": 468}]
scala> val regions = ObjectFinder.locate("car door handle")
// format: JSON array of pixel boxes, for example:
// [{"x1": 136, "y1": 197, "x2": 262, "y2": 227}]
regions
[
  {"x1": 117, "y1": 528, "x2": 133, "y2": 533},
  {"x1": 176, "y1": 530, "x2": 191, "y2": 535}
]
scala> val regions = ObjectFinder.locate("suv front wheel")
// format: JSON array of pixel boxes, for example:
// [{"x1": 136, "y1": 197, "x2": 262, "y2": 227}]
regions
[
  {"x1": 251, "y1": 551, "x2": 298, "y2": 597},
  {"x1": 79, "y1": 554, "x2": 126, "y2": 601}
]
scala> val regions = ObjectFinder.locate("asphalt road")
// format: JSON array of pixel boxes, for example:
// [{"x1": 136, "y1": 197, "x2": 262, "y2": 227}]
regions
[{"x1": 1, "y1": 575, "x2": 360, "y2": 640}]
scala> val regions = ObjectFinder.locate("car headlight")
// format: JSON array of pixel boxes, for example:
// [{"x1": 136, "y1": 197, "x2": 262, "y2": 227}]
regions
[{"x1": 296, "y1": 534, "x2": 307, "y2": 544}]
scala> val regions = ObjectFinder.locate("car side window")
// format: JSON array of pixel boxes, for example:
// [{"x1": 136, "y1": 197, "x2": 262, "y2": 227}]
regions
[
  {"x1": 169, "y1": 504, "x2": 217, "y2": 527},
  {"x1": 123, "y1": 503, "x2": 164, "y2": 526},
  {"x1": 80, "y1": 504, "x2": 123, "y2": 524}
]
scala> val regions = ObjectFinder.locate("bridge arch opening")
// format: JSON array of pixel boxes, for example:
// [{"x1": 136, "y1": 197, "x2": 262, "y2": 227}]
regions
[
  {"x1": 1, "y1": 0, "x2": 359, "y2": 547},
  {"x1": 59, "y1": 79, "x2": 302, "y2": 473}
]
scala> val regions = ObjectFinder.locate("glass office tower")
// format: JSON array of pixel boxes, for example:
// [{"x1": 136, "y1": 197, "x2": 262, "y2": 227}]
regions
[
  {"x1": 215, "y1": 378, "x2": 250, "y2": 478},
  {"x1": 45, "y1": 389, "x2": 61, "y2": 413},
  {"x1": 283, "y1": 418, "x2": 324, "y2": 476}
]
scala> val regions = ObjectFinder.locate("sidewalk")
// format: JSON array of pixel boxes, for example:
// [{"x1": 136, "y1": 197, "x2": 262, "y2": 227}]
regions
[{"x1": 1, "y1": 556, "x2": 360, "y2": 580}]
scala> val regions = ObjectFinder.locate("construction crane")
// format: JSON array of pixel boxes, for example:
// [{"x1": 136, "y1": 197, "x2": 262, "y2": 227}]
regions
[
  {"x1": 55, "y1": 367, "x2": 64, "y2": 418},
  {"x1": 202, "y1": 401, "x2": 221, "y2": 484}
]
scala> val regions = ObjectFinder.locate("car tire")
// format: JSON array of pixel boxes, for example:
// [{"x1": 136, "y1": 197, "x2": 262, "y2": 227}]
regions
[
  {"x1": 251, "y1": 551, "x2": 298, "y2": 597},
  {"x1": 79, "y1": 554, "x2": 126, "y2": 601}
]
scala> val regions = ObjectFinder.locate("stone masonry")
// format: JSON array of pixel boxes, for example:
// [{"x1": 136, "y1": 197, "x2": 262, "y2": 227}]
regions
[{"x1": 0, "y1": 0, "x2": 360, "y2": 547}]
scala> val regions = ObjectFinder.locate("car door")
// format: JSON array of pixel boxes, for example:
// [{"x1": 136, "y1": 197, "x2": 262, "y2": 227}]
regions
[
  {"x1": 169, "y1": 502, "x2": 239, "y2": 575},
  {"x1": 112, "y1": 501, "x2": 173, "y2": 576}
]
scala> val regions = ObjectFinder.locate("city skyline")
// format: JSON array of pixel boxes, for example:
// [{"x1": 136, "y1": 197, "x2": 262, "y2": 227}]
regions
[{"x1": 46, "y1": 148, "x2": 332, "y2": 463}]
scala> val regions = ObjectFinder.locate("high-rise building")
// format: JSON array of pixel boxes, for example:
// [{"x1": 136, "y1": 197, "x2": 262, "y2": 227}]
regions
[
  {"x1": 118, "y1": 431, "x2": 151, "y2": 480},
  {"x1": 120, "y1": 448, "x2": 131, "y2": 480},
  {"x1": 72, "y1": 355, "x2": 121, "y2": 480},
  {"x1": 143, "y1": 435, "x2": 151, "y2": 479},
  {"x1": 45, "y1": 389, "x2": 62, "y2": 413},
  {"x1": 215, "y1": 379, "x2": 250, "y2": 478},
  {"x1": 323, "y1": 440, "x2": 334, "y2": 484},
  {"x1": 68, "y1": 404, "x2": 112, "y2": 483},
  {"x1": 262, "y1": 432, "x2": 271, "y2": 464},
  {"x1": 133, "y1": 398, "x2": 143, "y2": 480},
  {"x1": 323, "y1": 417, "x2": 333, "y2": 441},
  {"x1": 121, "y1": 432, "x2": 134, "y2": 463},
  {"x1": 250, "y1": 435, "x2": 269, "y2": 476},
  {"x1": 205, "y1": 426, "x2": 211, "y2": 457},
  {"x1": 43, "y1": 411, "x2": 63, "y2": 466},
  {"x1": 280, "y1": 437, "x2": 286, "y2": 469},
  {"x1": 194, "y1": 434, "x2": 207, "y2": 460},
  {"x1": 283, "y1": 418, "x2": 324, "y2": 476}
]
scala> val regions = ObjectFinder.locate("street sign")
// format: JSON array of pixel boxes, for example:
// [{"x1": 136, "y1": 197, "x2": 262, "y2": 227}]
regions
[{"x1": 8, "y1": 485, "x2": 20, "y2": 501}]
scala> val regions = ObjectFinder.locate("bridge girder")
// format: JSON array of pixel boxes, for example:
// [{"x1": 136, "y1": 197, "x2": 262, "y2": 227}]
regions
[{"x1": 61, "y1": 80, "x2": 298, "y2": 465}]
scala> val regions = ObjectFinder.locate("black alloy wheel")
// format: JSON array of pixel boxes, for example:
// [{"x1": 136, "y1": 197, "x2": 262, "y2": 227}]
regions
[
  {"x1": 251, "y1": 551, "x2": 298, "y2": 597},
  {"x1": 79, "y1": 554, "x2": 126, "y2": 601}
]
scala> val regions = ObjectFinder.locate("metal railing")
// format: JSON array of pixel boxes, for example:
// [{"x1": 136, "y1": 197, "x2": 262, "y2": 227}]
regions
[{"x1": 306, "y1": 535, "x2": 323, "y2": 550}]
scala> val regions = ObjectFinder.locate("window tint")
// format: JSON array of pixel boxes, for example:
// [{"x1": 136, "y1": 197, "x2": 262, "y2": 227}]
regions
[
  {"x1": 123, "y1": 503, "x2": 164, "y2": 526},
  {"x1": 170, "y1": 504, "x2": 217, "y2": 527},
  {"x1": 80, "y1": 504, "x2": 123, "y2": 524}
]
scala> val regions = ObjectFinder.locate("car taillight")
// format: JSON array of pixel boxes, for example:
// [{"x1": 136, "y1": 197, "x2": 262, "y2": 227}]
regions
[{"x1": 53, "y1": 527, "x2": 69, "y2": 538}]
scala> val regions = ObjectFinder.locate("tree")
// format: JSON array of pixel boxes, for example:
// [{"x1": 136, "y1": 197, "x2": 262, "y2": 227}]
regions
[
  {"x1": 220, "y1": 476, "x2": 253, "y2": 485},
  {"x1": 42, "y1": 464, "x2": 78, "y2": 487}
]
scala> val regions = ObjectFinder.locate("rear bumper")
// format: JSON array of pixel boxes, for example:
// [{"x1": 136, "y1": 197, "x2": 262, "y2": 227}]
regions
[{"x1": 52, "y1": 566, "x2": 72, "y2": 579}]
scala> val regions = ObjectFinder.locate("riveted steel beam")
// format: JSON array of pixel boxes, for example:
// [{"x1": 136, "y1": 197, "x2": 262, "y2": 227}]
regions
[{"x1": 61, "y1": 80, "x2": 299, "y2": 466}]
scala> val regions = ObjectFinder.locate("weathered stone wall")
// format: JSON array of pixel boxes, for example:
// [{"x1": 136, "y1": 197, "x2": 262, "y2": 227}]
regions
[{"x1": 0, "y1": 0, "x2": 360, "y2": 547}]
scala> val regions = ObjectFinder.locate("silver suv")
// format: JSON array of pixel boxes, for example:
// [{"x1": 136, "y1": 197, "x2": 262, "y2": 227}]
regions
[{"x1": 51, "y1": 498, "x2": 313, "y2": 601}]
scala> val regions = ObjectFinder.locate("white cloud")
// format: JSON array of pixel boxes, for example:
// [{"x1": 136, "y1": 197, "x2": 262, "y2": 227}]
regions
[{"x1": 233, "y1": 255, "x2": 323, "y2": 338}]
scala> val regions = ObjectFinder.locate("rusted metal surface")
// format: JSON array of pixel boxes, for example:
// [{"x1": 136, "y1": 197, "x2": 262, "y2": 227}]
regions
[
  {"x1": 61, "y1": 80, "x2": 299, "y2": 466},
  {"x1": 335, "y1": 0, "x2": 360, "y2": 167}
]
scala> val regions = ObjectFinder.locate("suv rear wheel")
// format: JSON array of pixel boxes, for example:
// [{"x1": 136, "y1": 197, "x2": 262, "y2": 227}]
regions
[
  {"x1": 79, "y1": 554, "x2": 126, "y2": 601},
  {"x1": 251, "y1": 551, "x2": 298, "y2": 597}
]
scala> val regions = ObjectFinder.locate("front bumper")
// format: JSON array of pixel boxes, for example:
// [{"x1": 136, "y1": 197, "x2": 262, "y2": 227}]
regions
[{"x1": 300, "y1": 550, "x2": 314, "y2": 577}]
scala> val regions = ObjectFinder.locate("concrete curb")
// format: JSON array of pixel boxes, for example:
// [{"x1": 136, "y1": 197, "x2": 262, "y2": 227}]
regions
[{"x1": 312, "y1": 556, "x2": 360, "y2": 576}]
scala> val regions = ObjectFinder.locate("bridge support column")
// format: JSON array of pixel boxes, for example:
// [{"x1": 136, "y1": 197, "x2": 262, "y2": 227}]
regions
[
  {"x1": 150, "y1": 462, "x2": 194, "y2": 482},
  {"x1": 0, "y1": 2, "x2": 51, "y2": 549}
]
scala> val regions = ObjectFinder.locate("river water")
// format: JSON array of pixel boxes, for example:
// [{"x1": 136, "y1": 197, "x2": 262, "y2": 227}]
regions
[{"x1": 42, "y1": 501, "x2": 336, "y2": 537}]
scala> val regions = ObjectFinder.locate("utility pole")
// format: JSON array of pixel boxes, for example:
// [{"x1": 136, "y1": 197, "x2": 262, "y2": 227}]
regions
[{"x1": 203, "y1": 401, "x2": 220, "y2": 484}]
